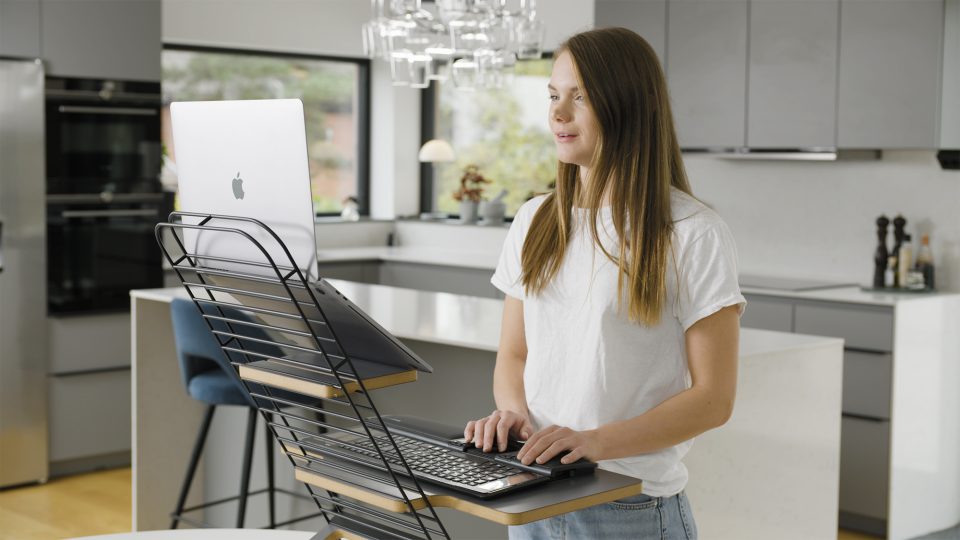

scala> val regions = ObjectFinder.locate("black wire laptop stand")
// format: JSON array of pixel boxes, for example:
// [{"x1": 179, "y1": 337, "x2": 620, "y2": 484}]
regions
[{"x1": 156, "y1": 212, "x2": 451, "y2": 540}]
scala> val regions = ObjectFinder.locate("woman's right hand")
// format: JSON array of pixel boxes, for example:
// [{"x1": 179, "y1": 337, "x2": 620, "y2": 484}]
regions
[{"x1": 464, "y1": 410, "x2": 535, "y2": 453}]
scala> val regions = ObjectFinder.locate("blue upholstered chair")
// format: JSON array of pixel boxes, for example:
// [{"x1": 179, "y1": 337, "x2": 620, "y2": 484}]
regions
[{"x1": 169, "y1": 297, "x2": 280, "y2": 529}]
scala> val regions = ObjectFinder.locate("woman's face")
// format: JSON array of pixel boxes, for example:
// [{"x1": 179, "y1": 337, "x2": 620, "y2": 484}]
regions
[{"x1": 549, "y1": 50, "x2": 599, "y2": 171}]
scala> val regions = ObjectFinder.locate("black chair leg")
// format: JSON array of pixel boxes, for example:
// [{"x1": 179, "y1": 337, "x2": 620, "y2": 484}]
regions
[
  {"x1": 236, "y1": 407, "x2": 257, "y2": 528},
  {"x1": 265, "y1": 416, "x2": 276, "y2": 529},
  {"x1": 171, "y1": 404, "x2": 216, "y2": 529}
]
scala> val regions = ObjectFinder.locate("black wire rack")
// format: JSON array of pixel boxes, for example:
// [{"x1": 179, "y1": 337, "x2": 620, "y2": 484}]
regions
[{"x1": 156, "y1": 212, "x2": 451, "y2": 540}]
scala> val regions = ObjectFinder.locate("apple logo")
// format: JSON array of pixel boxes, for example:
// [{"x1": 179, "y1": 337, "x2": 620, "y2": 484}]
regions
[{"x1": 232, "y1": 172, "x2": 244, "y2": 200}]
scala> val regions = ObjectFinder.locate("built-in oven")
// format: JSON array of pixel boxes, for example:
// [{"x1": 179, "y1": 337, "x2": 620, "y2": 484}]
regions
[
  {"x1": 45, "y1": 77, "x2": 166, "y2": 314},
  {"x1": 46, "y1": 194, "x2": 166, "y2": 313}
]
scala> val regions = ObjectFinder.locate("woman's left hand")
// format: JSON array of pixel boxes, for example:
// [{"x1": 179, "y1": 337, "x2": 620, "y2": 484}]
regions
[{"x1": 516, "y1": 425, "x2": 604, "y2": 465}]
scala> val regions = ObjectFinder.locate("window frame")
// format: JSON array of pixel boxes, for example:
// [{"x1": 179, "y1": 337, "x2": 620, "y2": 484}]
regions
[
  {"x1": 162, "y1": 43, "x2": 372, "y2": 217},
  {"x1": 419, "y1": 53, "x2": 555, "y2": 218}
]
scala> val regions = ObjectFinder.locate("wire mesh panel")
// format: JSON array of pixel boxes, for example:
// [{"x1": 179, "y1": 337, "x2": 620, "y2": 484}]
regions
[{"x1": 156, "y1": 212, "x2": 451, "y2": 540}]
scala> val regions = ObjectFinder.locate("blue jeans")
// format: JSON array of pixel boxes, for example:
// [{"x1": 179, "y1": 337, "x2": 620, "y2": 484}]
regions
[{"x1": 508, "y1": 491, "x2": 697, "y2": 540}]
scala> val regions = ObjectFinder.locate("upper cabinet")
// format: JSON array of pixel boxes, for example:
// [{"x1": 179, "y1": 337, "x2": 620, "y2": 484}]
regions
[
  {"x1": 594, "y1": 0, "x2": 668, "y2": 63},
  {"x1": 668, "y1": 0, "x2": 748, "y2": 149},
  {"x1": 603, "y1": 0, "x2": 948, "y2": 150},
  {"x1": 40, "y1": 0, "x2": 161, "y2": 81},
  {"x1": 837, "y1": 0, "x2": 943, "y2": 149},
  {"x1": 747, "y1": 0, "x2": 839, "y2": 149},
  {"x1": 942, "y1": 0, "x2": 960, "y2": 149},
  {"x1": 0, "y1": 0, "x2": 41, "y2": 58}
]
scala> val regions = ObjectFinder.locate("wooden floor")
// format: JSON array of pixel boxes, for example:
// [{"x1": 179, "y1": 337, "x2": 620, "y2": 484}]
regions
[
  {"x1": 0, "y1": 468, "x2": 131, "y2": 540},
  {"x1": 0, "y1": 467, "x2": 883, "y2": 539}
]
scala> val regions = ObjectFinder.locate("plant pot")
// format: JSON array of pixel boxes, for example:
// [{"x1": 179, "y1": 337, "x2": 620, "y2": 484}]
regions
[
  {"x1": 459, "y1": 200, "x2": 479, "y2": 224},
  {"x1": 479, "y1": 200, "x2": 506, "y2": 226}
]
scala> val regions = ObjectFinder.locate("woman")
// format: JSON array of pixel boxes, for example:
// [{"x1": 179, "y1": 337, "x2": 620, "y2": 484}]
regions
[{"x1": 464, "y1": 27, "x2": 745, "y2": 539}]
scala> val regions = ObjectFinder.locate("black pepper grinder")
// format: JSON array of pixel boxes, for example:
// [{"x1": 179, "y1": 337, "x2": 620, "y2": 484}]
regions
[
  {"x1": 874, "y1": 215, "x2": 889, "y2": 288},
  {"x1": 891, "y1": 215, "x2": 906, "y2": 287}
]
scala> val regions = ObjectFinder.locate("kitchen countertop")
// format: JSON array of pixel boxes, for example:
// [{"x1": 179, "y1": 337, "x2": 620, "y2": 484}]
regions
[
  {"x1": 311, "y1": 246, "x2": 956, "y2": 307},
  {"x1": 132, "y1": 281, "x2": 841, "y2": 355}
]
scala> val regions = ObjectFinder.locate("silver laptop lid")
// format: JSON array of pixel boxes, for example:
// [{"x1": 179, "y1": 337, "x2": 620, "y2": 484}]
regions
[
  {"x1": 171, "y1": 98, "x2": 318, "y2": 281},
  {"x1": 170, "y1": 98, "x2": 433, "y2": 374}
]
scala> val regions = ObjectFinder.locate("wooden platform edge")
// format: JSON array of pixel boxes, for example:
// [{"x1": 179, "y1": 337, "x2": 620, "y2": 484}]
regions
[
  {"x1": 239, "y1": 362, "x2": 417, "y2": 398},
  {"x1": 295, "y1": 467, "x2": 428, "y2": 514},
  {"x1": 295, "y1": 466, "x2": 644, "y2": 526}
]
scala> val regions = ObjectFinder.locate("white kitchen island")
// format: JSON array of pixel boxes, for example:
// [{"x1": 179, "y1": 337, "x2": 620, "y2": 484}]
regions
[{"x1": 131, "y1": 281, "x2": 843, "y2": 539}]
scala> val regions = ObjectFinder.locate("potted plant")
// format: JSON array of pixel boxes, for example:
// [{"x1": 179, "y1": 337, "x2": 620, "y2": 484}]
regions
[{"x1": 452, "y1": 164, "x2": 490, "y2": 224}]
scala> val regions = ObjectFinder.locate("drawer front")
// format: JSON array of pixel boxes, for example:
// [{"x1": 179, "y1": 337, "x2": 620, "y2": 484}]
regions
[
  {"x1": 316, "y1": 262, "x2": 380, "y2": 284},
  {"x1": 794, "y1": 302, "x2": 893, "y2": 352},
  {"x1": 379, "y1": 262, "x2": 500, "y2": 299},
  {"x1": 49, "y1": 313, "x2": 131, "y2": 374},
  {"x1": 740, "y1": 295, "x2": 793, "y2": 332},
  {"x1": 49, "y1": 370, "x2": 131, "y2": 462},
  {"x1": 839, "y1": 416, "x2": 889, "y2": 520},
  {"x1": 842, "y1": 351, "x2": 892, "y2": 419}
]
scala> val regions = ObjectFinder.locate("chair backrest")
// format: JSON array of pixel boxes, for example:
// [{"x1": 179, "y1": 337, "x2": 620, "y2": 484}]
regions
[{"x1": 170, "y1": 297, "x2": 281, "y2": 407}]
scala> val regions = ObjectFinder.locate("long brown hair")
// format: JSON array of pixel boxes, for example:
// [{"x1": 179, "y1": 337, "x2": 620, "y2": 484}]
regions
[{"x1": 521, "y1": 27, "x2": 692, "y2": 325}]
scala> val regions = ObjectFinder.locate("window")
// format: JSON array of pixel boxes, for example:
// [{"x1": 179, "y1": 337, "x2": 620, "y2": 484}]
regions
[
  {"x1": 423, "y1": 58, "x2": 556, "y2": 217},
  {"x1": 161, "y1": 46, "x2": 370, "y2": 215}
]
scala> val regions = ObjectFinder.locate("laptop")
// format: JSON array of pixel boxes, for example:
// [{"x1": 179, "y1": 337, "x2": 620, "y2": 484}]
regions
[
  {"x1": 171, "y1": 98, "x2": 432, "y2": 376},
  {"x1": 170, "y1": 99, "x2": 596, "y2": 499}
]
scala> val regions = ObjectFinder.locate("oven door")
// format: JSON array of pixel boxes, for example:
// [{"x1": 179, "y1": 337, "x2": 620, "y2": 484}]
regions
[
  {"x1": 46, "y1": 78, "x2": 161, "y2": 195},
  {"x1": 47, "y1": 196, "x2": 166, "y2": 314}
]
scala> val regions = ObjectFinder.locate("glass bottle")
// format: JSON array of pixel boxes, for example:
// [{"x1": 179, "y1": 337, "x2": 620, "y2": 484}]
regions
[{"x1": 915, "y1": 234, "x2": 935, "y2": 290}]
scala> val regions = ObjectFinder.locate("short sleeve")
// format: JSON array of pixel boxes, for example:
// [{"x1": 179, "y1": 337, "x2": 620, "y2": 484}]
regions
[
  {"x1": 491, "y1": 197, "x2": 543, "y2": 299},
  {"x1": 675, "y1": 220, "x2": 747, "y2": 331}
]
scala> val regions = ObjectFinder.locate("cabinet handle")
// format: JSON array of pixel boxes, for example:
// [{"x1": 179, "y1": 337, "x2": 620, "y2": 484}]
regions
[
  {"x1": 61, "y1": 209, "x2": 158, "y2": 219},
  {"x1": 0, "y1": 219, "x2": 4, "y2": 274},
  {"x1": 57, "y1": 105, "x2": 157, "y2": 116},
  {"x1": 842, "y1": 412, "x2": 888, "y2": 423}
]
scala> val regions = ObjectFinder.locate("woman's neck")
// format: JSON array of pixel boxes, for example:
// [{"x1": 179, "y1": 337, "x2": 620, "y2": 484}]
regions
[{"x1": 576, "y1": 166, "x2": 611, "y2": 208}]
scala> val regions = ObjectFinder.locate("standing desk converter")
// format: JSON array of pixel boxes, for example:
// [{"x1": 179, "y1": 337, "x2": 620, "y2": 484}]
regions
[{"x1": 156, "y1": 213, "x2": 643, "y2": 540}]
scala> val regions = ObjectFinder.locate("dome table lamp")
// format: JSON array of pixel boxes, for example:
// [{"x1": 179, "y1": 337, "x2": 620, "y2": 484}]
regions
[{"x1": 419, "y1": 139, "x2": 456, "y2": 218}]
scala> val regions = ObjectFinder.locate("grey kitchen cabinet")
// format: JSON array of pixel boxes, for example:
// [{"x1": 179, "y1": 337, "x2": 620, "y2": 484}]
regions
[
  {"x1": 48, "y1": 313, "x2": 131, "y2": 374},
  {"x1": 379, "y1": 262, "x2": 501, "y2": 299},
  {"x1": 47, "y1": 312, "x2": 132, "y2": 471},
  {"x1": 0, "y1": 0, "x2": 40, "y2": 58},
  {"x1": 667, "y1": 0, "x2": 748, "y2": 148},
  {"x1": 841, "y1": 350, "x2": 892, "y2": 420},
  {"x1": 741, "y1": 293, "x2": 793, "y2": 332},
  {"x1": 316, "y1": 261, "x2": 381, "y2": 284},
  {"x1": 40, "y1": 0, "x2": 161, "y2": 81},
  {"x1": 747, "y1": 0, "x2": 839, "y2": 148},
  {"x1": 742, "y1": 294, "x2": 897, "y2": 535},
  {"x1": 839, "y1": 416, "x2": 890, "y2": 527},
  {"x1": 943, "y1": 0, "x2": 960, "y2": 148},
  {"x1": 837, "y1": 0, "x2": 943, "y2": 149},
  {"x1": 49, "y1": 369, "x2": 131, "y2": 466},
  {"x1": 793, "y1": 301, "x2": 893, "y2": 352},
  {"x1": 594, "y1": 0, "x2": 667, "y2": 63}
]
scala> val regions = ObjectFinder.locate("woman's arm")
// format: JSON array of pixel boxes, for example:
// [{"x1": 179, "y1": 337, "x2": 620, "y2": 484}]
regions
[
  {"x1": 518, "y1": 304, "x2": 740, "y2": 465},
  {"x1": 464, "y1": 295, "x2": 535, "y2": 452}
]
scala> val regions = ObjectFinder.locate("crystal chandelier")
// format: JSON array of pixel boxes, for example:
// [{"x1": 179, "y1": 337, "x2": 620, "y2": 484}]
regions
[{"x1": 363, "y1": 0, "x2": 545, "y2": 89}]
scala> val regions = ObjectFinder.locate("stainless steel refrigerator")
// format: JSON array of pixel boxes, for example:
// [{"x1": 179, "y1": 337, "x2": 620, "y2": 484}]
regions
[{"x1": 0, "y1": 58, "x2": 48, "y2": 488}]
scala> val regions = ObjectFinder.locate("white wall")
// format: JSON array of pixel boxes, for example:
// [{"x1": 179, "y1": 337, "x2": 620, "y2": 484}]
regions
[
  {"x1": 162, "y1": 0, "x2": 594, "y2": 219},
  {"x1": 686, "y1": 151, "x2": 960, "y2": 292}
]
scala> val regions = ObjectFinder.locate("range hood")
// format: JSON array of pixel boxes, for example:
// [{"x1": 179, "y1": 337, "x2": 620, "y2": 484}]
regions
[
  {"x1": 683, "y1": 148, "x2": 881, "y2": 162},
  {"x1": 938, "y1": 150, "x2": 960, "y2": 169}
]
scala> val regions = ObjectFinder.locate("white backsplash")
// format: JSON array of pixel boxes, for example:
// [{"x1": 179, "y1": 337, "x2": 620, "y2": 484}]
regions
[{"x1": 685, "y1": 150, "x2": 960, "y2": 292}]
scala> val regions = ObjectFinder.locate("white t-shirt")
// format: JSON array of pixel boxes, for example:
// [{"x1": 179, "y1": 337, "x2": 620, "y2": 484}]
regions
[{"x1": 490, "y1": 188, "x2": 746, "y2": 497}]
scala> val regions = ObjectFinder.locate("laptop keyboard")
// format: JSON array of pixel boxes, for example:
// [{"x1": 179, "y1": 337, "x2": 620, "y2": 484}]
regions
[{"x1": 329, "y1": 433, "x2": 531, "y2": 492}]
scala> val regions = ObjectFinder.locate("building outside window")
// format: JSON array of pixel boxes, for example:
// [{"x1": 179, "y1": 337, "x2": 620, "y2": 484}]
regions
[
  {"x1": 161, "y1": 46, "x2": 370, "y2": 216},
  {"x1": 425, "y1": 58, "x2": 556, "y2": 217}
]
